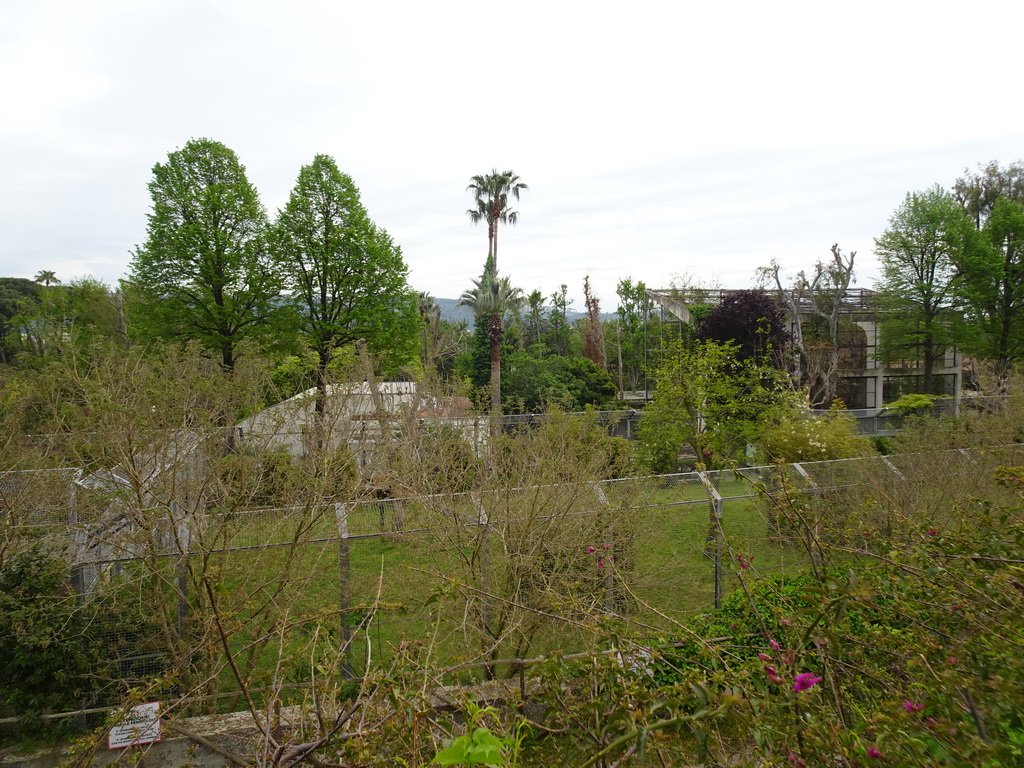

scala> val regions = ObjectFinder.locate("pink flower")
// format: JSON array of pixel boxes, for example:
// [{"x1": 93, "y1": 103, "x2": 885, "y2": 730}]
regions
[
  {"x1": 928, "y1": 528, "x2": 937, "y2": 536},
  {"x1": 586, "y1": 546, "x2": 595, "y2": 553},
  {"x1": 604, "y1": 543, "x2": 610, "y2": 550},
  {"x1": 597, "y1": 559, "x2": 604, "y2": 569},
  {"x1": 793, "y1": 672, "x2": 821, "y2": 692},
  {"x1": 769, "y1": 639, "x2": 781, "y2": 651},
  {"x1": 904, "y1": 699, "x2": 923, "y2": 713},
  {"x1": 865, "y1": 745, "x2": 884, "y2": 759},
  {"x1": 758, "y1": 653, "x2": 773, "y2": 662}
]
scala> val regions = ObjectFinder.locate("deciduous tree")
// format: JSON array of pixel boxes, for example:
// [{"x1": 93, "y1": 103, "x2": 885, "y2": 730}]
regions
[
  {"x1": 758, "y1": 245, "x2": 857, "y2": 406},
  {"x1": 637, "y1": 339, "x2": 787, "y2": 473},
  {"x1": 695, "y1": 289, "x2": 789, "y2": 365},
  {"x1": 270, "y1": 155, "x2": 418, "y2": 412},
  {"x1": 953, "y1": 162, "x2": 1024, "y2": 382},
  {"x1": 874, "y1": 186, "x2": 977, "y2": 394},
  {"x1": 127, "y1": 138, "x2": 282, "y2": 370}
]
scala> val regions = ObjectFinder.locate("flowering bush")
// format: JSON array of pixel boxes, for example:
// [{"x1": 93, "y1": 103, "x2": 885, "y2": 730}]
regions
[{"x1": 757, "y1": 400, "x2": 876, "y2": 464}]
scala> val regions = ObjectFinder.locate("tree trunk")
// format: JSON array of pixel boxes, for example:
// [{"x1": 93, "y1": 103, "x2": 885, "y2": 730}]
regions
[{"x1": 489, "y1": 314, "x2": 502, "y2": 416}]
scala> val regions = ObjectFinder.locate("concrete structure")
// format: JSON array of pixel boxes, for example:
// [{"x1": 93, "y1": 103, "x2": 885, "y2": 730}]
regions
[
  {"x1": 645, "y1": 287, "x2": 962, "y2": 411},
  {"x1": 238, "y1": 382, "x2": 480, "y2": 470}
]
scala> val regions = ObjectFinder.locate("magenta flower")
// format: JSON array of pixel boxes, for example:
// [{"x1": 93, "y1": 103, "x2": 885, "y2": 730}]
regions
[
  {"x1": 928, "y1": 528, "x2": 937, "y2": 536},
  {"x1": 586, "y1": 546, "x2": 595, "y2": 553},
  {"x1": 604, "y1": 543, "x2": 610, "y2": 550},
  {"x1": 769, "y1": 639, "x2": 781, "y2": 651},
  {"x1": 904, "y1": 699, "x2": 923, "y2": 713},
  {"x1": 793, "y1": 672, "x2": 821, "y2": 692},
  {"x1": 597, "y1": 559, "x2": 604, "y2": 569},
  {"x1": 757, "y1": 653, "x2": 773, "y2": 662},
  {"x1": 865, "y1": 745, "x2": 884, "y2": 759}
]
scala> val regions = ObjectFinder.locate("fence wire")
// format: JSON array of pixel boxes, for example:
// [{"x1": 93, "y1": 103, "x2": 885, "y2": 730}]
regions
[{"x1": 2, "y1": 445, "x2": 1019, "y2": 719}]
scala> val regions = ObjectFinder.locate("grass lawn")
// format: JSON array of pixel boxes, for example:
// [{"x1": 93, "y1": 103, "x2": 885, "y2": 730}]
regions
[{"x1": 212, "y1": 472, "x2": 810, "y2": 687}]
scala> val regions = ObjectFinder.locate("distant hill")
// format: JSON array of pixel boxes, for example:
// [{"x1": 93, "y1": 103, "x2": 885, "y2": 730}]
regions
[{"x1": 434, "y1": 297, "x2": 613, "y2": 325}]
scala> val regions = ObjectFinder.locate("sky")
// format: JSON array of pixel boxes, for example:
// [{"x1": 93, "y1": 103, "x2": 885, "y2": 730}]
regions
[{"x1": 2, "y1": 0, "x2": 1023, "y2": 312}]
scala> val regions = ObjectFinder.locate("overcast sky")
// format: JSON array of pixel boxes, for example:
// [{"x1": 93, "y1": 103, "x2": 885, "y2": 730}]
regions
[{"x1": 2, "y1": 0, "x2": 1022, "y2": 311}]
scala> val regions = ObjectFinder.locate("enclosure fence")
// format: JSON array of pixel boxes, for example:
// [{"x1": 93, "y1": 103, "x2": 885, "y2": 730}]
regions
[{"x1": 4, "y1": 442, "x2": 1024, "y2": 723}]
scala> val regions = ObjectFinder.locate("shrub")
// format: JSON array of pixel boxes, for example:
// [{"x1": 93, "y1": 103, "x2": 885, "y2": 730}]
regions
[
  {"x1": 757, "y1": 401, "x2": 876, "y2": 464},
  {"x1": 0, "y1": 548, "x2": 106, "y2": 720}
]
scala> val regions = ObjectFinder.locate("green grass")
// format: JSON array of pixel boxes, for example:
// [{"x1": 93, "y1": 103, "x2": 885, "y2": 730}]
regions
[{"x1": 209, "y1": 475, "x2": 809, "y2": 687}]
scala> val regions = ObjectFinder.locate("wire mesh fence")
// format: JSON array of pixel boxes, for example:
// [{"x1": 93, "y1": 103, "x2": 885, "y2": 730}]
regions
[{"x1": 2, "y1": 445, "x2": 1019, "y2": 721}]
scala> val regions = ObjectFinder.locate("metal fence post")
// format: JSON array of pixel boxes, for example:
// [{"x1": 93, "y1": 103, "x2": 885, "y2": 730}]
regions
[
  {"x1": 167, "y1": 501, "x2": 192, "y2": 638},
  {"x1": 592, "y1": 483, "x2": 615, "y2": 614},
  {"x1": 792, "y1": 463, "x2": 822, "y2": 573},
  {"x1": 335, "y1": 503, "x2": 352, "y2": 678},
  {"x1": 698, "y1": 472, "x2": 725, "y2": 609}
]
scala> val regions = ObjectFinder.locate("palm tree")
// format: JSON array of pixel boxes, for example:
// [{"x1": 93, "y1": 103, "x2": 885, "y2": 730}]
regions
[
  {"x1": 417, "y1": 290, "x2": 441, "y2": 366},
  {"x1": 457, "y1": 271, "x2": 524, "y2": 414},
  {"x1": 466, "y1": 170, "x2": 527, "y2": 271},
  {"x1": 34, "y1": 270, "x2": 59, "y2": 287}
]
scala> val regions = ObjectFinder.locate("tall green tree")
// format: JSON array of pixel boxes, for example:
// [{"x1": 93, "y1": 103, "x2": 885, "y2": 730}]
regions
[
  {"x1": 466, "y1": 170, "x2": 527, "y2": 270},
  {"x1": 270, "y1": 155, "x2": 417, "y2": 412},
  {"x1": 953, "y1": 160, "x2": 1024, "y2": 229},
  {"x1": 874, "y1": 186, "x2": 977, "y2": 394},
  {"x1": 954, "y1": 162, "x2": 1024, "y2": 381},
  {"x1": 613, "y1": 278, "x2": 655, "y2": 393},
  {"x1": 457, "y1": 270, "x2": 524, "y2": 414},
  {"x1": 33, "y1": 271, "x2": 59, "y2": 287},
  {"x1": 127, "y1": 138, "x2": 281, "y2": 370},
  {"x1": 524, "y1": 288, "x2": 546, "y2": 346},
  {"x1": 546, "y1": 283, "x2": 573, "y2": 356}
]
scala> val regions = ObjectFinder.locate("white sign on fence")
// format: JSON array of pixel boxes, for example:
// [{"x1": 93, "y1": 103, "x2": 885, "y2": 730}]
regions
[{"x1": 108, "y1": 701, "x2": 162, "y2": 749}]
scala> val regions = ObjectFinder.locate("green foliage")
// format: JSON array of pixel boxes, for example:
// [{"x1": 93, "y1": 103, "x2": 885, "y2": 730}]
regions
[
  {"x1": 127, "y1": 138, "x2": 284, "y2": 369},
  {"x1": 409, "y1": 421, "x2": 480, "y2": 494},
  {"x1": 0, "y1": 548, "x2": 106, "y2": 722},
  {"x1": 270, "y1": 155, "x2": 418, "y2": 377},
  {"x1": 612, "y1": 278, "x2": 656, "y2": 391},
  {"x1": 501, "y1": 347, "x2": 615, "y2": 414},
  {"x1": 637, "y1": 339, "x2": 788, "y2": 472},
  {"x1": 457, "y1": 269, "x2": 524, "y2": 412},
  {"x1": 875, "y1": 185, "x2": 978, "y2": 389},
  {"x1": 957, "y1": 194, "x2": 1024, "y2": 376},
  {"x1": 0, "y1": 276, "x2": 41, "y2": 363},
  {"x1": 466, "y1": 169, "x2": 527, "y2": 270},
  {"x1": 210, "y1": 449, "x2": 304, "y2": 508},
  {"x1": 13, "y1": 278, "x2": 129, "y2": 359},
  {"x1": 432, "y1": 727, "x2": 509, "y2": 766},
  {"x1": 884, "y1": 392, "x2": 942, "y2": 415},
  {"x1": 431, "y1": 705, "x2": 518, "y2": 766},
  {"x1": 757, "y1": 402, "x2": 876, "y2": 463}
]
